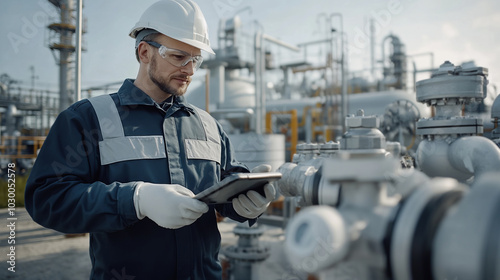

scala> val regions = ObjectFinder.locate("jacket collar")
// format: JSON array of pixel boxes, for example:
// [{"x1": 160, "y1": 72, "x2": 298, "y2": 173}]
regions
[{"x1": 117, "y1": 79, "x2": 191, "y2": 109}]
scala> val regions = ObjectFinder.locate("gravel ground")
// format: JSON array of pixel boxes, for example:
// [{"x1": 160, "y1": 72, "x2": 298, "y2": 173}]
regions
[{"x1": 0, "y1": 208, "x2": 299, "y2": 280}]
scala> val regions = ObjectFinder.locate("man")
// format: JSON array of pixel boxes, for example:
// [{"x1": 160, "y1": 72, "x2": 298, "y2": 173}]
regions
[{"x1": 24, "y1": 0, "x2": 275, "y2": 279}]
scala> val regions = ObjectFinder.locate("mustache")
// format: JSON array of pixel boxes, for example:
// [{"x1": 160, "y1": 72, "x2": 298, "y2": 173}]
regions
[{"x1": 172, "y1": 75, "x2": 191, "y2": 81}]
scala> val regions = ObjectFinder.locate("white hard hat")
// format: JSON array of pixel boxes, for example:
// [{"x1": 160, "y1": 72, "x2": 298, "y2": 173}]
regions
[{"x1": 129, "y1": 0, "x2": 215, "y2": 55}]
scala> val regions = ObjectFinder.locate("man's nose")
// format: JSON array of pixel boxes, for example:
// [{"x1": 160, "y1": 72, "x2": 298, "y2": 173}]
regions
[{"x1": 180, "y1": 60, "x2": 195, "y2": 75}]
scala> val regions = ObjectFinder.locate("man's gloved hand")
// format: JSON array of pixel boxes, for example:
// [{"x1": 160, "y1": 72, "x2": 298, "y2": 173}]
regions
[
  {"x1": 232, "y1": 184, "x2": 275, "y2": 219},
  {"x1": 251, "y1": 164, "x2": 272, "y2": 173},
  {"x1": 134, "y1": 182, "x2": 209, "y2": 229},
  {"x1": 232, "y1": 164, "x2": 276, "y2": 219}
]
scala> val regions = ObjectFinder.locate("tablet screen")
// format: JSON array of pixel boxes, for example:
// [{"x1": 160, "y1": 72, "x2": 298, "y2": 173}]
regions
[{"x1": 194, "y1": 172, "x2": 282, "y2": 204}]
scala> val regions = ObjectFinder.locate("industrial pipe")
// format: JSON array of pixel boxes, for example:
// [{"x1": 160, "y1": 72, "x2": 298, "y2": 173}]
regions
[
  {"x1": 416, "y1": 136, "x2": 500, "y2": 182},
  {"x1": 448, "y1": 136, "x2": 500, "y2": 180}
]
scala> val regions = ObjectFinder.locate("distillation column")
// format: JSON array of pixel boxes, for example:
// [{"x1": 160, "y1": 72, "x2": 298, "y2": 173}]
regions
[{"x1": 47, "y1": 0, "x2": 77, "y2": 112}]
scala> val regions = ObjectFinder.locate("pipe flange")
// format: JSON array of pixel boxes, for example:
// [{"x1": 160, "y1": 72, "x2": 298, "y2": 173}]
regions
[
  {"x1": 416, "y1": 61, "x2": 488, "y2": 104},
  {"x1": 423, "y1": 97, "x2": 482, "y2": 107},
  {"x1": 296, "y1": 143, "x2": 319, "y2": 154},
  {"x1": 295, "y1": 143, "x2": 319, "y2": 162},
  {"x1": 223, "y1": 245, "x2": 270, "y2": 262},
  {"x1": 416, "y1": 118, "x2": 483, "y2": 136},
  {"x1": 319, "y1": 141, "x2": 340, "y2": 153},
  {"x1": 233, "y1": 226, "x2": 266, "y2": 237}
]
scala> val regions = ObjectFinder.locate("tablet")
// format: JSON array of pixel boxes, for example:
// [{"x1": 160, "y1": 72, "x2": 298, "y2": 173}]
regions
[{"x1": 194, "y1": 172, "x2": 282, "y2": 204}]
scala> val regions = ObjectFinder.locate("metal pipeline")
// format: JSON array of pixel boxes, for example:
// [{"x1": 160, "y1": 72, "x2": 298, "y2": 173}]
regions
[
  {"x1": 417, "y1": 136, "x2": 500, "y2": 182},
  {"x1": 415, "y1": 61, "x2": 499, "y2": 182},
  {"x1": 448, "y1": 136, "x2": 500, "y2": 179}
]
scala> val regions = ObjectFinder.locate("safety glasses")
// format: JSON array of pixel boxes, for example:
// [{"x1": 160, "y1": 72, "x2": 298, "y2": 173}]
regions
[{"x1": 145, "y1": 41, "x2": 204, "y2": 71}]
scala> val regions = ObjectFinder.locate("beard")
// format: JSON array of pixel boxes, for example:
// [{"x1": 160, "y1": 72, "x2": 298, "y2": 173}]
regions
[{"x1": 148, "y1": 54, "x2": 190, "y2": 97}]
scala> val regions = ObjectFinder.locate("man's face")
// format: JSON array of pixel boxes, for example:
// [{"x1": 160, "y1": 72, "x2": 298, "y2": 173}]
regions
[{"x1": 147, "y1": 35, "x2": 201, "y2": 97}]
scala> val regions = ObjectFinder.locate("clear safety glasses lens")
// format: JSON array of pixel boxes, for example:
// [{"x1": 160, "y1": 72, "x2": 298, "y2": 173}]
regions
[{"x1": 146, "y1": 41, "x2": 203, "y2": 71}]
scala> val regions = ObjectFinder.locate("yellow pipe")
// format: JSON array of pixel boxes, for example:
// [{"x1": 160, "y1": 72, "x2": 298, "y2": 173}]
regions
[
  {"x1": 298, "y1": 106, "x2": 311, "y2": 127},
  {"x1": 265, "y1": 112, "x2": 273, "y2": 134}
]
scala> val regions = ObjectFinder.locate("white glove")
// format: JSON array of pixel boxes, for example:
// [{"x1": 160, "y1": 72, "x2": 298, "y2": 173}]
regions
[
  {"x1": 251, "y1": 164, "x2": 272, "y2": 173},
  {"x1": 232, "y1": 164, "x2": 276, "y2": 219},
  {"x1": 232, "y1": 184, "x2": 276, "y2": 219},
  {"x1": 134, "y1": 182, "x2": 209, "y2": 229}
]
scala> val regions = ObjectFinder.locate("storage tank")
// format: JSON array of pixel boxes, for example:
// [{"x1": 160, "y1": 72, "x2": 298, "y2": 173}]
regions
[{"x1": 229, "y1": 133, "x2": 286, "y2": 171}]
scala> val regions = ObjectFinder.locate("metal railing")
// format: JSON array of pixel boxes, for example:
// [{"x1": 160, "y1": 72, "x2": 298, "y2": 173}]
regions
[{"x1": 0, "y1": 136, "x2": 46, "y2": 159}]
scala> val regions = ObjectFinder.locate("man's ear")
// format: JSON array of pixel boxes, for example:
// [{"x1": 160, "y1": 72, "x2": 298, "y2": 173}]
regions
[{"x1": 137, "y1": 41, "x2": 151, "y2": 64}]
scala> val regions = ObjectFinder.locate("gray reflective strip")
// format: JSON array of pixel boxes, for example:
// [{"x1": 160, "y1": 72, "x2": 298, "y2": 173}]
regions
[
  {"x1": 88, "y1": 94, "x2": 124, "y2": 139},
  {"x1": 192, "y1": 107, "x2": 220, "y2": 145},
  {"x1": 184, "y1": 139, "x2": 221, "y2": 164},
  {"x1": 89, "y1": 94, "x2": 166, "y2": 165},
  {"x1": 184, "y1": 107, "x2": 221, "y2": 163},
  {"x1": 99, "y1": 136, "x2": 166, "y2": 165}
]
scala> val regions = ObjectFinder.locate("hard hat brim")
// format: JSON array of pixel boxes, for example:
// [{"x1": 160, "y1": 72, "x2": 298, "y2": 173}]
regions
[
  {"x1": 180, "y1": 38, "x2": 215, "y2": 55},
  {"x1": 129, "y1": 26, "x2": 215, "y2": 55}
]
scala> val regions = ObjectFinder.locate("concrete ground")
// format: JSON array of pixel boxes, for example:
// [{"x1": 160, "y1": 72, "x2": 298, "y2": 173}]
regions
[
  {"x1": 0, "y1": 208, "x2": 91, "y2": 280},
  {"x1": 0, "y1": 208, "x2": 306, "y2": 280}
]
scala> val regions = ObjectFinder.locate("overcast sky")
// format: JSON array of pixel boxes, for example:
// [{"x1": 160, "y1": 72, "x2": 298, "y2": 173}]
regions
[{"x1": 1, "y1": 0, "x2": 499, "y2": 99}]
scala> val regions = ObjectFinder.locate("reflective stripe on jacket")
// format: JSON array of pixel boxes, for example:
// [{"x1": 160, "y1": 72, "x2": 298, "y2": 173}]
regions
[
  {"x1": 25, "y1": 79, "x2": 251, "y2": 280},
  {"x1": 88, "y1": 93, "x2": 221, "y2": 166}
]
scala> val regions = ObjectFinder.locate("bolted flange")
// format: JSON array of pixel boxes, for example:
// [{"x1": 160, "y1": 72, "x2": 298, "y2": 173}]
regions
[
  {"x1": 416, "y1": 61, "x2": 488, "y2": 106},
  {"x1": 416, "y1": 61, "x2": 487, "y2": 138}
]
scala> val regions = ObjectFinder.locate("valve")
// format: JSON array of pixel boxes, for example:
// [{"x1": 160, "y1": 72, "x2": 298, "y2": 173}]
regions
[
  {"x1": 341, "y1": 109, "x2": 386, "y2": 152},
  {"x1": 416, "y1": 61, "x2": 487, "y2": 137}
]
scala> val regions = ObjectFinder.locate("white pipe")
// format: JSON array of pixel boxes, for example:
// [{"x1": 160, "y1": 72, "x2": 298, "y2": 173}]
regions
[
  {"x1": 75, "y1": 0, "x2": 82, "y2": 101},
  {"x1": 448, "y1": 136, "x2": 500, "y2": 179},
  {"x1": 417, "y1": 136, "x2": 500, "y2": 182},
  {"x1": 262, "y1": 33, "x2": 300, "y2": 52},
  {"x1": 330, "y1": 13, "x2": 346, "y2": 133},
  {"x1": 254, "y1": 31, "x2": 263, "y2": 134}
]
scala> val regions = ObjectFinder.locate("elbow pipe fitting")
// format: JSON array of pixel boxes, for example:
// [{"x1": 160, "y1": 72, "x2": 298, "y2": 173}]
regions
[
  {"x1": 448, "y1": 136, "x2": 500, "y2": 180},
  {"x1": 417, "y1": 136, "x2": 500, "y2": 182}
]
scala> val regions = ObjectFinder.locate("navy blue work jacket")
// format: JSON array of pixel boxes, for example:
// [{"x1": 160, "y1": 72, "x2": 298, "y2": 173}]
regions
[{"x1": 25, "y1": 79, "x2": 252, "y2": 279}]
